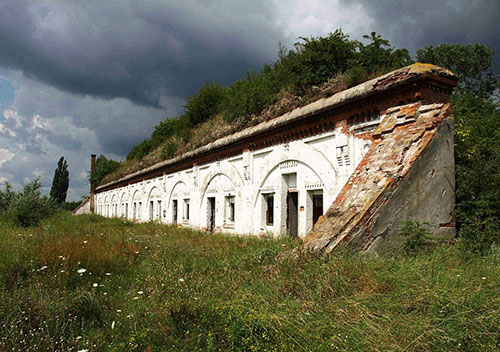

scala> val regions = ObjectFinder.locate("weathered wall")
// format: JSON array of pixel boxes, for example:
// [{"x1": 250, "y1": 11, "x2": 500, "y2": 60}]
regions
[
  {"x1": 305, "y1": 102, "x2": 455, "y2": 253},
  {"x1": 364, "y1": 114, "x2": 455, "y2": 253}
]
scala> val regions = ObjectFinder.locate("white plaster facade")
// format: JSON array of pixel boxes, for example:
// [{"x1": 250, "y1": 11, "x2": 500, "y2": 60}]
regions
[{"x1": 95, "y1": 125, "x2": 371, "y2": 238}]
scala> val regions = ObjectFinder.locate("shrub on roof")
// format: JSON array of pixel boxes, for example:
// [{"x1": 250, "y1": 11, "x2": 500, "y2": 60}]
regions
[{"x1": 185, "y1": 82, "x2": 227, "y2": 127}]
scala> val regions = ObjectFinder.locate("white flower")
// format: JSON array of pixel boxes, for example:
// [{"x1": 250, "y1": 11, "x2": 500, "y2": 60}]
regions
[
  {"x1": 482, "y1": 277, "x2": 486, "y2": 280},
  {"x1": 105, "y1": 272, "x2": 111, "y2": 276},
  {"x1": 39, "y1": 266, "x2": 48, "y2": 271},
  {"x1": 137, "y1": 291, "x2": 143, "y2": 295},
  {"x1": 111, "y1": 321, "x2": 115, "y2": 330},
  {"x1": 75, "y1": 336, "x2": 82, "y2": 340},
  {"x1": 133, "y1": 296, "x2": 139, "y2": 300},
  {"x1": 77, "y1": 350, "x2": 88, "y2": 352},
  {"x1": 116, "y1": 309, "x2": 122, "y2": 313},
  {"x1": 92, "y1": 283, "x2": 98, "y2": 288},
  {"x1": 83, "y1": 240, "x2": 88, "y2": 244},
  {"x1": 179, "y1": 278, "x2": 185, "y2": 283},
  {"x1": 77, "y1": 268, "x2": 86, "y2": 274}
]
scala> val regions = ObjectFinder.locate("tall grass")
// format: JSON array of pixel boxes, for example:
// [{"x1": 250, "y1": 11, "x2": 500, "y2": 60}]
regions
[{"x1": 1, "y1": 213, "x2": 499, "y2": 351}]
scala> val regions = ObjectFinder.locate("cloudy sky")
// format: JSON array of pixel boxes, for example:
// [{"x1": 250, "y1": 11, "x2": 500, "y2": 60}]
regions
[{"x1": 0, "y1": 0, "x2": 498, "y2": 200}]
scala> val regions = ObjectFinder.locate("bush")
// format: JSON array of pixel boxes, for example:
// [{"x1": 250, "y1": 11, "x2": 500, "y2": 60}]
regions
[
  {"x1": 458, "y1": 217, "x2": 500, "y2": 254},
  {"x1": 185, "y1": 83, "x2": 226, "y2": 127},
  {"x1": 161, "y1": 140, "x2": 179, "y2": 159},
  {"x1": 1, "y1": 178, "x2": 58, "y2": 227},
  {"x1": 0, "y1": 181, "x2": 15, "y2": 213},
  {"x1": 400, "y1": 221, "x2": 433, "y2": 256},
  {"x1": 222, "y1": 69, "x2": 277, "y2": 122}
]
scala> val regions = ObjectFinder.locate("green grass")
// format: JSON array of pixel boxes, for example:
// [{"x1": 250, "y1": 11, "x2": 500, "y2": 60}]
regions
[{"x1": 1, "y1": 213, "x2": 500, "y2": 351}]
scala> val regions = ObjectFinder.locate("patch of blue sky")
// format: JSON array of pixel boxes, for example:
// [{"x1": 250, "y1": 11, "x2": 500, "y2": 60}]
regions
[{"x1": 0, "y1": 70, "x2": 14, "y2": 106}]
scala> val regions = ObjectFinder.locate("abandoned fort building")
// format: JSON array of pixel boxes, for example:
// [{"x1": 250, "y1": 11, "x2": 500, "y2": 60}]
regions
[{"x1": 87, "y1": 63, "x2": 458, "y2": 252}]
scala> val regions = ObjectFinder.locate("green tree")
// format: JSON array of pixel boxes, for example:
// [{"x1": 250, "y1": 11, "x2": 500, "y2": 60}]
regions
[
  {"x1": 356, "y1": 32, "x2": 412, "y2": 71},
  {"x1": 274, "y1": 29, "x2": 357, "y2": 93},
  {"x1": 185, "y1": 83, "x2": 226, "y2": 126},
  {"x1": 7, "y1": 178, "x2": 57, "y2": 227},
  {"x1": 90, "y1": 155, "x2": 120, "y2": 188},
  {"x1": 417, "y1": 43, "x2": 498, "y2": 97},
  {"x1": 0, "y1": 181, "x2": 15, "y2": 213},
  {"x1": 50, "y1": 156, "x2": 69, "y2": 204},
  {"x1": 417, "y1": 43, "x2": 500, "y2": 252}
]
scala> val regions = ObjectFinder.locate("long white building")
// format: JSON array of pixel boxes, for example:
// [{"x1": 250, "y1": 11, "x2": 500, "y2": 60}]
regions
[{"x1": 94, "y1": 64, "x2": 458, "y2": 250}]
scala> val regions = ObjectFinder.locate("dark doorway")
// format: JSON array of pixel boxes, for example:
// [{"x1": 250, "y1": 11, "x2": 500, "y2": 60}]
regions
[
  {"x1": 208, "y1": 197, "x2": 216, "y2": 232},
  {"x1": 287, "y1": 192, "x2": 298, "y2": 237},
  {"x1": 172, "y1": 200, "x2": 178, "y2": 223},
  {"x1": 312, "y1": 194, "x2": 323, "y2": 224}
]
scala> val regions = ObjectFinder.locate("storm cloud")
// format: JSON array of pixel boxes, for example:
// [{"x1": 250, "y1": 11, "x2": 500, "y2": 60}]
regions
[
  {"x1": 341, "y1": 0, "x2": 500, "y2": 71},
  {"x1": 0, "y1": 0, "x2": 284, "y2": 108}
]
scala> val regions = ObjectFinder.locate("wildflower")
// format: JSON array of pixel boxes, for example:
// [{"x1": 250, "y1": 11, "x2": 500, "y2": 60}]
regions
[
  {"x1": 39, "y1": 266, "x2": 48, "y2": 271},
  {"x1": 75, "y1": 336, "x2": 82, "y2": 340},
  {"x1": 117, "y1": 309, "x2": 122, "y2": 313},
  {"x1": 60, "y1": 270, "x2": 65, "y2": 273},
  {"x1": 482, "y1": 277, "x2": 486, "y2": 280},
  {"x1": 133, "y1": 296, "x2": 139, "y2": 300},
  {"x1": 77, "y1": 268, "x2": 86, "y2": 274},
  {"x1": 83, "y1": 240, "x2": 88, "y2": 244},
  {"x1": 105, "y1": 272, "x2": 111, "y2": 276},
  {"x1": 111, "y1": 321, "x2": 115, "y2": 330},
  {"x1": 137, "y1": 291, "x2": 143, "y2": 295},
  {"x1": 179, "y1": 278, "x2": 185, "y2": 283},
  {"x1": 92, "y1": 283, "x2": 98, "y2": 288}
]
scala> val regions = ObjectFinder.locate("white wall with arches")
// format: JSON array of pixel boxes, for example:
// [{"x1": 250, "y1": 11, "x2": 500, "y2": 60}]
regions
[{"x1": 95, "y1": 126, "x2": 370, "y2": 238}]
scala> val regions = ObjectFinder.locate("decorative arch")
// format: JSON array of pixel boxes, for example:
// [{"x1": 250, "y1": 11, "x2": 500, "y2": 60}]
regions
[
  {"x1": 131, "y1": 189, "x2": 141, "y2": 204},
  {"x1": 119, "y1": 191, "x2": 129, "y2": 217},
  {"x1": 256, "y1": 142, "x2": 336, "y2": 186},
  {"x1": 111, "y1": 194, "x2": 118, "y2": 217},
  {"x1": 146, "y1": 186, "x2": 162, "y2": 202},
  {"x1": 199, "y1": 161, "x2": 243, "y2": 200},
  {"x1": 251, "y1": 141, "x2": 337, "y2": 207},
  {"x1": 167, "y1": 181, "x2": 188, "y2": 205},
  {"x1": 130, "y1": 190, "x2": 142, "y2": 220},
  {"x1": 165, "y1": 172, "x2": 194, "y2": 194}
]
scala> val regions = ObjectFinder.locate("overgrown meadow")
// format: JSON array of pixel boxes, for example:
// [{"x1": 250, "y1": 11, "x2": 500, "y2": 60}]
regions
[{"x1": 1, "y1": 213, "x2": 500, "y2": 351}]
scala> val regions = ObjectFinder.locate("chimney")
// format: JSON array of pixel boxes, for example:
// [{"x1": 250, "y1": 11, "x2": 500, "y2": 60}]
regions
[{"x1": 90, "y1": 154, "x2": 96, "y2": 213}]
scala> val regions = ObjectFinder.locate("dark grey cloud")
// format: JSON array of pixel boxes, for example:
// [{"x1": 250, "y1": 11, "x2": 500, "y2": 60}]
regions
[
  {"x1": 342, "y1": 0, "x2": 500, "y2": 72},
  {"x1": 0, "y1": 0, "x2": 284, "y2": 108}
]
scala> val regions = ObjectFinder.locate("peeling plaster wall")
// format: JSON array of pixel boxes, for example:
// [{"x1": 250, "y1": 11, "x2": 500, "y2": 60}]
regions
[
  {"x1": 364, "y1": 115, "x2": 455, "y2": 253},
  {"x1": 305, "y1": 103, "x2": 455, "y2": 253}
]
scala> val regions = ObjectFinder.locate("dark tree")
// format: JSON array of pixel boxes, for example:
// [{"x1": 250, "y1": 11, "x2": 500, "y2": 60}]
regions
[
  {"x1": 50, "y1": 156, "x2": 69, "y2": 203},
  {"x1": 89, "y1": 155, "x2": 120, "y2": 187}
]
